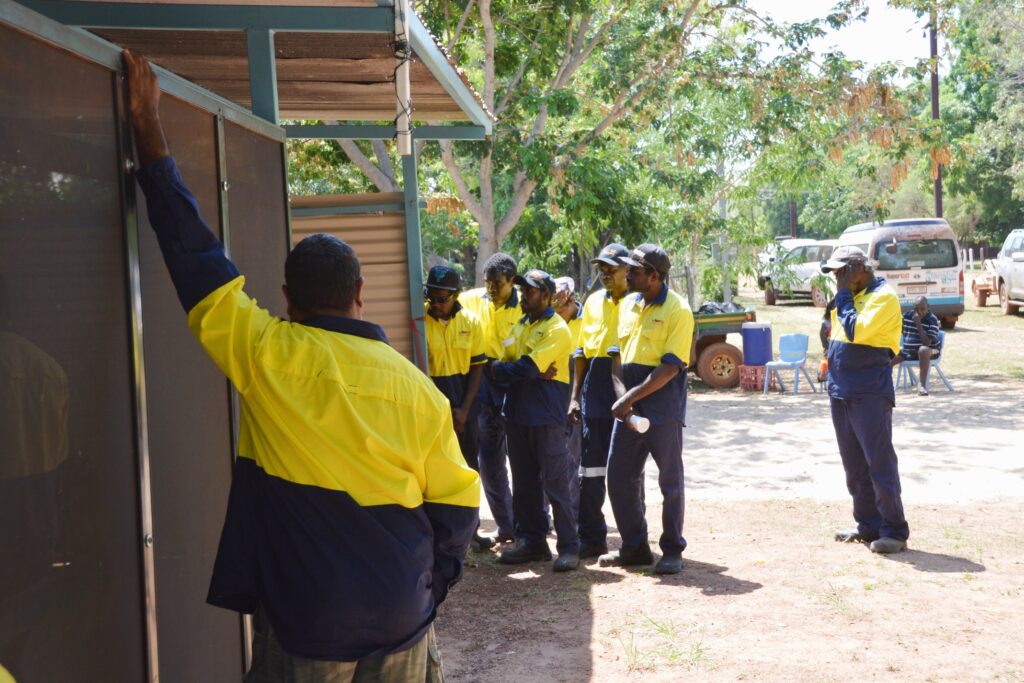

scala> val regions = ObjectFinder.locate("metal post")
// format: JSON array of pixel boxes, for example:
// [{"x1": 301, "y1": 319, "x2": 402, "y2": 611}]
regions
[
  {"x1": 246, "y1": 27, "x2": 279, "y2": 125},
  {"x1": 402, "y1": 150, "x2": 427, "y2": 371},
  {"x1": 930, "y1": 7, "x2": 943, "y2": 218},
  {"x1": 114, "y1": 68, "x2": 160, "y2": 683}
]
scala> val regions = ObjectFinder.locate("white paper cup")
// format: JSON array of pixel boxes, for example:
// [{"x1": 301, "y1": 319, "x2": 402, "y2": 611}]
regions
[{"x1": 627, "y1": 414, "x2": 650, "y2": 433}]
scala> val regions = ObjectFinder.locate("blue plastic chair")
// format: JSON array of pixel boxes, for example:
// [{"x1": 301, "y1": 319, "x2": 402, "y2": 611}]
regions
[
  {"x1": 895, "y1": 330, "x2": 953, "y2": 392},
  {"x1": 763, "y1": 333, "x2": 817, "y2": 395}
]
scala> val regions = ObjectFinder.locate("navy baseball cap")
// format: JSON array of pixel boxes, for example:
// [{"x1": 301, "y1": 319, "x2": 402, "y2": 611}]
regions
[
  {"x1": 621, "y1": 243, "x2": 671, "y2": 276},
  {"x1": 513, "y1": 269, "x2": 556, "y2": 296},
  {"x1": 590, "y1": 243, "x2": 630, "y2": 267},
  {"x1": 425, "y1": 265, "x2": 461, "y2": 291}
]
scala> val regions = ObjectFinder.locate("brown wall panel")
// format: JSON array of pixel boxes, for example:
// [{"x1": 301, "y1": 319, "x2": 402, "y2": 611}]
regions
[
  {"x1": 0, "y1": 25, "x2": 145, "y2": 682},
  {"x1": 291, "y1": 210, "x2": 413, "y2": 361},
  {"x1": 136, "y1": 94, "x2": 243, "y2": 683}
]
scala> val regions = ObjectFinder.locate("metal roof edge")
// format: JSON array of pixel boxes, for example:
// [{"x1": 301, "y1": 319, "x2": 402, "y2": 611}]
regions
[{"x1": 407, "y1": 8, "x2": 493, "y2": 134}]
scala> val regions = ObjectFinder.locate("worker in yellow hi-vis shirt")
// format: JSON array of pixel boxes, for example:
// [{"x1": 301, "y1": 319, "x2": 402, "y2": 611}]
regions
[
  {"x1": 600, "y1": 244, "x2": 693, "y2": 576},
  {"x1": 124, "y1": 51, "x2": 477, "y2": 682},
  {"x1": 489, "y1": 270, "x2": 580, "y2": 572},
  {"x1": 459, "y1": 253, "x2": 521, "y2": 545}
]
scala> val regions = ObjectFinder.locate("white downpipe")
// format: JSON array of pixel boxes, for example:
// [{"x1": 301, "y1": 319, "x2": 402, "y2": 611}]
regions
[{"x1": 395, "y1": 0, "x2": 412, "y2": 156}]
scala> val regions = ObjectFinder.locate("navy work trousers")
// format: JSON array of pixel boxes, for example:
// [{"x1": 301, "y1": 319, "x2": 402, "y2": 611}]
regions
[
  {"x1": 830, "y1": 397, "x2": 909, "y2": 541},
  {"x1": 578, "y1": 417, "x2": 613, "y2": 548},
  {"x1": 457, "y1": 414, "x2": 479, "y2": 472},
  {"x1": 607, "y1": 420, "x2": 686, "y2": 556},
  {"x1": 506, "y1": 423, "x2": 580, "y2": 554},
  {"x1": 477, "y1": 402, "x2": 515, "y2": 538}
]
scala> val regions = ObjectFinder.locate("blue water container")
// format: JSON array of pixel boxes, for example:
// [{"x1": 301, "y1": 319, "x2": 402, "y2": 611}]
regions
[{"x1": 741, "y1": 322, "x2": 772, "y2": 366}]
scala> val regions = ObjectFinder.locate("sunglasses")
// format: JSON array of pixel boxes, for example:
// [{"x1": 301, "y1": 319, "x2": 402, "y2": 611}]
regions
[{"x1": 424, "y1": 290, "x2": 455, "y2": 304}]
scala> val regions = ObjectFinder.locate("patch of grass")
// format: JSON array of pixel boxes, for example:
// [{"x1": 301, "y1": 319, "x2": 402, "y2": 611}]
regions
[
  {"x1": 616, "y1": 616, "x2": 710, "y2": 672},
  {"x1": 863, "y1": 582, "x2": 876, "y2": 591},
  {"x1": 540, "y1": 615, "x2": 559, "y2": 623},
  {"x1": 818, "y1": 582, "x2": 854, "y2": 619}
]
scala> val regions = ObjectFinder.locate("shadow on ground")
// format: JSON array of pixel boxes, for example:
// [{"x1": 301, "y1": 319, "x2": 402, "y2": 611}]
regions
[{"x1": 882, "y1": 549, "x2": 985, "y2": 573}]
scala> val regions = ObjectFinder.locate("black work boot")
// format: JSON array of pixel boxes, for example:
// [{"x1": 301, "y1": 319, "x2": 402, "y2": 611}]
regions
[
  {"x1": 498, "y1": 540, "x2": 552, "y2": 565},
  {"x1": 598, "y1": 545, "x2": 654, "y2": 567},
  {"x1": 834, "y1": 528, "x2": 879, "y2": 544}
]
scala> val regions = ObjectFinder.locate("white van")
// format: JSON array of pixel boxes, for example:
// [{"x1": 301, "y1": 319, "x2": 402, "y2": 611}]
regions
[{"x1": 836, "y1": 218, "x2": 964, "y2": 328}]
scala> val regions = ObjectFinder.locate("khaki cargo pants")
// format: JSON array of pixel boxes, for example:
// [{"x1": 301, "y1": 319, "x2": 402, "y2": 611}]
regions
[{"x1": 244, "y1": 610, "x2": 444, "y2": 683}]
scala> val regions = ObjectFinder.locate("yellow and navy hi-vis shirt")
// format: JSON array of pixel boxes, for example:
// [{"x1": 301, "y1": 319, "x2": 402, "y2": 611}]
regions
[
  {"x1": 460, "y1": 286, "x2": 522, "y2": 407},
  {"x1": 610, "y1": 284, "x2": 695, "y2": 425},
  {"x1": 424, "y1": 301, "x2": 486, "y2": 410},
  {"x1": 136, "y1": 156, "x2": 480, "y2": 662},
  {"x1": 577, "y1": 289, "x2": 626, "y2": 418},
  {"x1": 827, "y1": 277, "x2": 902, "y2": 404},
  {"x1": 491, "y1": 307, "x2": 573, "y2": 426}
]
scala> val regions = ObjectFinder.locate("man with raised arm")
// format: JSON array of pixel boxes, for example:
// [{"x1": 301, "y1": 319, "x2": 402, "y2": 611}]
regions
[{"x1": 123, "y1": 51, "x2": 479, "y2": 681}]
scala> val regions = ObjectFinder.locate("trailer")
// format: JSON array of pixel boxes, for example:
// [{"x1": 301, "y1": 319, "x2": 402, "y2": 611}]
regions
[
  {"x1": 691, "y1": 309, "x2": 757, "y2": 389},
  {"x1": 971, "y1": 259, "x2": 1000, "y2": 306}
]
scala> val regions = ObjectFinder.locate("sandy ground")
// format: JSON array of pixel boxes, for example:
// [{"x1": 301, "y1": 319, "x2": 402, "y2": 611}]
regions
[{"x1": 436, "y1": 378, "x2": 1024, "y2": 681}]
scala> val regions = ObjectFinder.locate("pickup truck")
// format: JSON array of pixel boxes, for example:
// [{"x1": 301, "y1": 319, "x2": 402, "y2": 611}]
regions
[
  {"x1": 690, "y1": 308, "x2": 757, "y2": 389},
  {"x1": 994, "y1": 228, "x2": 1024, "y2": 315}
]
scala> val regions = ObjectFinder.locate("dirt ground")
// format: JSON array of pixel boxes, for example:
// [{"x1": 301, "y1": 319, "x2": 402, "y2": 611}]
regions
[{"x1": 435, "y1": 378, "x2": 1024, "y2": 682}]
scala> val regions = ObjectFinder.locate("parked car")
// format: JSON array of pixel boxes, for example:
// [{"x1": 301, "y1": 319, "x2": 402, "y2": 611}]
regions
[
  {"x1": 836, "y1": 218, "x2": 964, "y2": 329},
  {"x1": 994, "y1": 228, "x2": 1024, "y2": 315},
  {"x1": 756, "y1": 238, "x2": 816, "y2": 290},
  {"x1": 760, "y1": 240, "x2": 838, "y2": 307}
]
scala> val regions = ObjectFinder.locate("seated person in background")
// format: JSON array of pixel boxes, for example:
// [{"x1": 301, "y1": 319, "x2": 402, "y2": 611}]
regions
[{"x1": 891, "y1": 296, "x2": 941, "y2": 396}]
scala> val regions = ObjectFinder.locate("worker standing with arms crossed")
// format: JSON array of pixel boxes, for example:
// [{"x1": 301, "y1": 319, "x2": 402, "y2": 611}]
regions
[{"x1": 490, "y1": 271, "x2": 580, "y2": 571}]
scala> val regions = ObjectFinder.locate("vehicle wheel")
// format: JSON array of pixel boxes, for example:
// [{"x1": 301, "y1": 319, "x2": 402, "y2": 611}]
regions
[
  {"x1": 940, "y1": 316, "x2": 957, "y2": 330},
  {"x1": 696, "y1": 342, "x2": 742, "y2": 389},
  {"x1": 764, "y1": 284, "x2": 777, "y2": 306},
  {"x1": 1000, "y1": 282, "x2": 1019, "y2": 315},
  {"x1": 974, "y1": 289, "x2": 987, "y2": 307},
  {"x1": 811, "y1": 286, "x2": 828, "y2": 308}
]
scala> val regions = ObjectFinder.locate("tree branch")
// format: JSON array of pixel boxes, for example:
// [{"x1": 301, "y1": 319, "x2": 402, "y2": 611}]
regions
[
  {"x1": 496, "y1": 171, "x2": 538, "y2": 243},
  {"x1": 339, "y1": 139, "x2": 400, "y2": 192},
  {"x1": 447, "y1": 0, "x2": 477, "y2": 52},
  {"x1": 438, "y1": 140, "x2": 486, "y2": 224}
]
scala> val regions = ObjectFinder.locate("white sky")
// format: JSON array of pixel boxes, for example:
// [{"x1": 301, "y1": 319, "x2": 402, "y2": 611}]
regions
[{"x1": 746, "y1": 0, "x2": 935, "y2": 72}]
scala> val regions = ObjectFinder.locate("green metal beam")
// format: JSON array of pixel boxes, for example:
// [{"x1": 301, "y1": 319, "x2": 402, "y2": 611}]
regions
[
  {"x1": 283, "y1": 124, "x2": 486, "y2": 141},
  {"x1": 402, "y1": 151, "x2": 428, "y2": 372},
  {"x1": 291, "y1": 203, "x2": 406, "y2": 218},
  {"x1": 18, "y1": 0, "x2": 393, "y2": 31},
  {"x1": 246, "y1": 28, "x2": 278, "y2": 124}
]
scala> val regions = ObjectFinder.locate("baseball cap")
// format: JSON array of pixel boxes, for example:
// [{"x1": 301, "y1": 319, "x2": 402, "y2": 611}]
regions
[
  {"x1": 425, "y1": 265, "x2": 461, "y2": 291},
  {"x1": 621, "y1": 243, "x2": 671, "y2": 276},
  {"x1": 821, "y1": 245, "x2": 870, "y2": 273},
  {"x1": 513, "y1": 269, "x2": 556, "y2": 297},
  {"x1": 552, "y1": 276, "x2": 576, "y2": 306},
  {"x1": 590, "y1": 243, "x2": 630, "y2": 267}
]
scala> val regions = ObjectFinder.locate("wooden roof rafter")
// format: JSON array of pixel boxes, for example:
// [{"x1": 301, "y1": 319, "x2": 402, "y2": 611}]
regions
[{"x1": 17, "y1": 0, "x2": 493, "y2": 139}]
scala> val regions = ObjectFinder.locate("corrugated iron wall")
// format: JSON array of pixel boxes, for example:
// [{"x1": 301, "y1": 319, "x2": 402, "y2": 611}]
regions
[{"x1": 290, "y1": 193, "x2": 415, "y2": 361}]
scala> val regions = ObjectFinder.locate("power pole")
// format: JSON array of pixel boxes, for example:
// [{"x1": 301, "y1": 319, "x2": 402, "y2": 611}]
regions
[{"x1": 930, "y1": 6, "x2": 943, "y2": 218}]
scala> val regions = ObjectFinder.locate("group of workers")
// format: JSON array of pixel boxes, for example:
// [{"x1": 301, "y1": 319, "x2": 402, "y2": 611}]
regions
[
  {"x1": 122, "y1": 50, "x2": 911, "y2": 682},
  {"x1": 423, "y1": 244, "x2": 695, "y2": 575}
]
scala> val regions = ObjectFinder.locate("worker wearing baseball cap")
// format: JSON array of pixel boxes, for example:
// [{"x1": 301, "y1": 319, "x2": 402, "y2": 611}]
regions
[
  {"x1": 489, "y1": 270, "x2": 580, "y2": 571},
  {"x1": 820, "y1": 245, "x2": 909, "y2": 554},
  {"x1": 568, "y1": 243, "x2": 631, "y2": 559},
  {"x1": 600, "y1": 244, "x2": 693, "y2": 575},
  {"x1": 423, "y1": 265, "x2": 491, "y2": 551}
]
